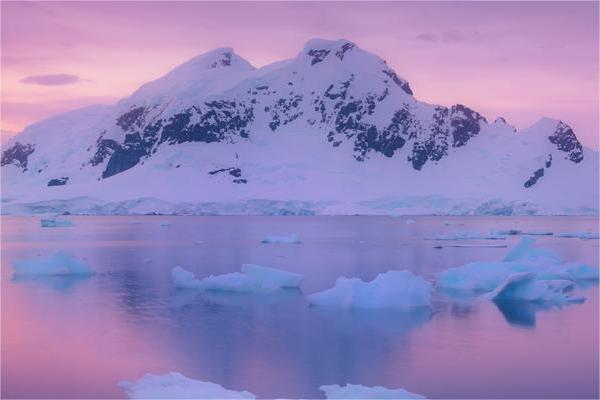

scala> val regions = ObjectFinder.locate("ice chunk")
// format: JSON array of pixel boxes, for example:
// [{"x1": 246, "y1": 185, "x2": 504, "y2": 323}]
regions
[
  {"x1": 521, "y1": 231, "x2": 553, "y2": 236},
  {"x1": 241, "y1": 264, "x2": 304, "y2": 288},
  {"x1": 556, "y1": 231, "x2": 599, "y2": 240},
  {"x1": 492, "y1": 229, "x2": 522, "y2": 236},
  {"x1": 159, "y1": 221, "x2": 172, "y2": 227},
  {"x1": 438, "y1": 238, "x2": 598, "y2": 293},
  {"x1": 172, "y1": 266, "x2": 203, "y2": 289},
  {"x1": 484, "y1": 272, "x2": 584, "y2": 304},
  {"x1": 172, "y1": 264, "x2": 304, "y2": 292},
  {"x1": 320, "y1": 383, "x2": 425, "y2": 399},
  {"x1": 261, "y1": 234, "x2": 301, "y2": 244},
  {"x1": 502, "y1": 236, "x2": 561, "y2": 263},
  {"x1": 428, "y1": 230, "x2": 505, "y2": 240},
  {"x1": 118, "y1": 372, "x2": 255, "y2": 399},
  {"x1": 12, "y1": 251, "x2": 94, "y2": 276},
  {"x1": 308, "y1": 271, "x2": 431, "y2": 309},
  {"x1": 40, "y1": 217, "x2": 73, "y2": 227}
]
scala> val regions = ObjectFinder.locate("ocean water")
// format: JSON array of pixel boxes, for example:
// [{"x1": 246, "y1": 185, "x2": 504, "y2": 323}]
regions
[{"x1": 1, "y1": 216, "x2": 598, "y2": 399}]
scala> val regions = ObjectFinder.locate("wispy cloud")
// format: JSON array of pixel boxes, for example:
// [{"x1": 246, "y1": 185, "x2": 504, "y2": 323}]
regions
[
  {"x1": 415, "y1": 30, "x2": 482, "y2": 44},
  {"x1": 20, "y1": 74, "x2": 81, "y2": 86}
]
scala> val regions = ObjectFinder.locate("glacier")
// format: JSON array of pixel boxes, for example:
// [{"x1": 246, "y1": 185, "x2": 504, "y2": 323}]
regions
[
  {"x1": 320, "y1": 383, "x2": 425, "y2": 399},
  {"x1": 1, "y1": 38, "x2": 598, "y2": 216},
  {"x1": 308, "y1": 270, "x2": 432, "y2": 309},
  {"x1": 118, "y1": 372, "x2": 256, "y2": 399},
  {"x1": 172, "y1": 264, "x2": 304, "y2": 292},
  {"x1": 12, "y1": 251, "x2": 95, "y2": 276}
]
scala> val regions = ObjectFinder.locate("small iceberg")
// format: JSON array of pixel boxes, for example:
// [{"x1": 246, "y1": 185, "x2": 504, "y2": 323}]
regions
[
  {"x1": 12, "y1": 251, "x2": 95, "y2": 276},
  {"x1": 556, "y1": 231, "x2": 599, "y2": 240},
  {"x1": 427, "y1": 230, "x2": 505, "y2": 241},
  {"x1": 261, "y1": 234, "x2": 301, "y2": 244},
  {"x1": 118, "y1": 372, "x2": 256, "y2": 399},
  {"x1": 308, "y1": 270, "x2": 431, "y2": 309},
  {"x1": 438, "y1": 237, "x2": 598, "y2": 296},
  {"x1": 172, "y1": 264, "x2": 304, "y2": 293},
  {"x1": 320, "y1": 384, "x2": 425, "y2": 399},
  {"x1": 40, "y1": 217, "x2": 73, "y2": 227},
  {"x1": 484, "y1": 272, "x2": 584, "y2": 304}
]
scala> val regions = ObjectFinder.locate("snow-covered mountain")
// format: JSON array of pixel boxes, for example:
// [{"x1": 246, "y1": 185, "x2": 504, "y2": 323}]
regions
[{"x1": 1, "y1": 39, "x2": 598, "y2": 215}]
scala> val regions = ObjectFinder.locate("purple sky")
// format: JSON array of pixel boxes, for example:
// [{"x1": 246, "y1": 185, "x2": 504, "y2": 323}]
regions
[{"x1": 1, "y1": 1, "x2": 598, "y2": 148}]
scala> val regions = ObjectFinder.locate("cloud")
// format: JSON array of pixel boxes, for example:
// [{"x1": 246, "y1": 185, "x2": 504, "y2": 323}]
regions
[
  {"x1": 20, "y1": 74, "x2": 81, "y2": 86},
  {"x1": 415, "y1": 33, "x2": 437, "y2": 41},
  {"x1": 415, "y1": 31, "x2": 482, "y2": 44}
]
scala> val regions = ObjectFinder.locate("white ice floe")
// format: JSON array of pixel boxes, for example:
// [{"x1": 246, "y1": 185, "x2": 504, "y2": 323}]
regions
[
  {"x1": 556, "y1": 231, "x2": 599, "y2": 240},
  {"x1": 12, "y1": 251, "x2": 94, "y2": 276},
  {"x1": 484, "y1": 272, "x2": 584, "y2": 304},
  {"x1": 320, "y1": 383, "x2": 425, "y2": 399},
  {"x1": 40, "y1": 217, "x2": 73, "y2": 227},
  {"x1": 438, "y1": 237, "x2": 598, "y2": 295},
  {"x1": 118, "y1": 372, "x2": 256, "y2": 399},
  {"x1": 308, "y1": 270, "x2": 431, "y2": 309},
  {"x1": 261, "y1": 234, "x2": 301, "y2": 244},
  {"x1": 427, "y1": 230, "x2": 505, "y2": 241},
  {"x1": 172, "y1": 264, "x2": 304, "y2": 292}
]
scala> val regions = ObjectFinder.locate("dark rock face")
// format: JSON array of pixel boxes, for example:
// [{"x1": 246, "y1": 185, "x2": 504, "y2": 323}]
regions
[
  {"x1": 449, "y1": 104, "x2": 486, "y2": 147},
  {"x1": 1, "y1": 142, "x2": 35, "y2": 170},
  {"x1": 47, "y1": 177, "x2": 69, "y2": 186},
  {"x1": 545, "y1": 154, "x2": 552, "y2": 168},
  {"x1": 210, "y1": 52, "x2": 232, "y2": 68},
  {"x1": 335, "y1": 42, "x2": 355, "y2": 60},
  {"x1": 382, "y1": 69, "x2": 413, "y2": 95},
  {"x1": 269, "y1": 95, "x2": 304, "y2": 131},
  {"x1": 524, "y1": 168, "x2": 545, "y2": 188},
  {"x1": 208, "y1": 167, "x2": 246, "y2": 183},
  {"x1": 307, "y1": 49, "x2": 331, "y2": 65},
  {"x1": 548, "y1": 121, "x2": 584, "y2": 163},
  {"x1": 116, "y1": 106, "x2": 147, "y2": 131}
]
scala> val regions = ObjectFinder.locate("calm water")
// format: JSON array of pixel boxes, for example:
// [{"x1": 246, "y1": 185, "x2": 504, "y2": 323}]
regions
[{"x1": 1, "y1": 216, "x2": 598, "y2": 399}]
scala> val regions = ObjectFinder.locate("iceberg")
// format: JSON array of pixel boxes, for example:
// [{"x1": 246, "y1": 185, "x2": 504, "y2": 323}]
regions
[
  {"x1": 261, "y1": 234, "x2": 301, "y2": 244},
  {"x1": 172, "y1": 264, "x2": 304, "y2": 292},
  {"x1": 118, "y1": 372, "x2": 255, "y2": 399},
  {"x1": 320, "y1": 384, "x2": 425, "y2": 399},
  {"x1": 484, "y1": 272, "x2": 584, "y2": 304},
  {"x1": 12, "y1": 251, "x2": 95, "y2": 276},
  {"x1": 308, "y1": 271, "x2": 431, "y2": 309},
  {"x1": 438, "y1": 237, "x2": 598, "y2": 293},
  {"x1": 40, "y1": 217, "x2": 73, "y2": 227},
  {"x1": 556, "y1": 231, "x2": 599, "y2": 240}
]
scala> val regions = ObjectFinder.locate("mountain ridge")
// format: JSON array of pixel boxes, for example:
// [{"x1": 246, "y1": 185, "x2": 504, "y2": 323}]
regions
[{"x1": 1, "y1": 38, "x2": 597, "y2": 215}]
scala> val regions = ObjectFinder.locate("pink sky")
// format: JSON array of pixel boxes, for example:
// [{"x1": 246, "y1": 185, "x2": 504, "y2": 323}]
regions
[{"x1": 1, "y1": 1, "x2": 598, "y2": 148}]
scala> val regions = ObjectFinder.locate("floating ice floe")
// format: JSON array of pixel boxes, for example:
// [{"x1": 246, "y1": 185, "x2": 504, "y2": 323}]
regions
[
  {"x1": 484, "y1": 272, "x2": 584, "y2": 304},
  {"x1": 40, "y1": 217, "x2": 74, "y2": 227},
  {"x1": 556, "y1": 231, "x2": 599, "y2": 240},
  {"x1": 491, "y1": 229, "x2": 522, "y2": 236},
  {"x1": 159, "y1": 221, "x2": 172, "y2": 227},
  {"x1": 12, "y1": 251, "x2": 95, "y2": 276},
  {"x1": 320, "y1": 383, "x2": 425, "y2": 399},
  {"x1": 118, "y1": 372, "x2": 256, "y2": 399},
  {"x1": 308, "y1": 271, "x2": 431, "y2": 309},
  {"x1": 437, "y1": 237, "x2": 598, "y2": 301},
  {"x1": 172, "y1": 264, "x2": 304, "y2": 292},
  {"x1": 261, "y1": 234, "x2": 301, "y2": 244},
  {"x1": 427, "y1": 230, "x2": 505, "y2": 241}
]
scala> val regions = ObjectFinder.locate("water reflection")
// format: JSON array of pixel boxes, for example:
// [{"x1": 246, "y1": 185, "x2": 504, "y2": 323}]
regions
[{"x1": 11, "y1": 274, "x2": 92, "y2": 292}]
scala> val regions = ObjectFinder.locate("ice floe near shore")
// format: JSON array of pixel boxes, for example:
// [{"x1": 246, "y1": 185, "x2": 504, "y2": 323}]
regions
[
  {"x1": 12, "y1": 251, "x2": 94, "y2": 276},
  {"x1": 172, "y1": 264, "x2": 304, "y2": 292},
  {"x1": 556, "y1": 231, "x2": 599, "y2": 240},
  {"x1": 427, "y1": 230, "x2": 505, "y2": 241},
  {"x1": 40, "y1": 217, "x2": 73, "y2": 227},
  {"x1": 320, "y1": 383, "x2": 425, "y2": 399},
  {"x1": 118, "y1": 372, "x2": 255, "y2": 399},
  {"x1": 308, "y1": 271, "x2": 431, "y2": 309},
  {"x1": 437, "y1": 237, "x2": 598, "y2": 302},
  {"x1": 261, "y1": 234, "x2": 301, "y2": 244}
]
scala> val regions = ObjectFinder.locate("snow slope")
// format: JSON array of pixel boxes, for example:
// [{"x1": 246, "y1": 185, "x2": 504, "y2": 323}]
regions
[{"x1": 2, "y1": 39, "x2": 598, "y2": 215}]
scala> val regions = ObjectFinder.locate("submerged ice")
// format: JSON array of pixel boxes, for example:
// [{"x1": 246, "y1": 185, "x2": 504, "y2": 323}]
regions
[
  {"x1": 12, "y1": 251, "x2": 94, "y2": 276},
  {"x1": 320, "y1": 384, "x2": 425, "y2": 399},
  {"x1": 484, "y1": 272, "x2": 584, "y2": 304},
  {"x1": 308, "y1": 270, "x2": 431, "y2": 309},
  {"x1": 172, "y1": 264, "x2": 304, "y2": 292},
  {"x1": 118, "y1": 372, "x2": 256, "y2": 399}
]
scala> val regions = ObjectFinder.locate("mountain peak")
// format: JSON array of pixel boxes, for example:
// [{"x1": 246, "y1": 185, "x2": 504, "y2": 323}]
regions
[
  {"x1": 171, "y1": 47, "x2": 255, "y2": 73},
  {"x1": 299, "y1": 38, "x2": 358, "y2": 65}
]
